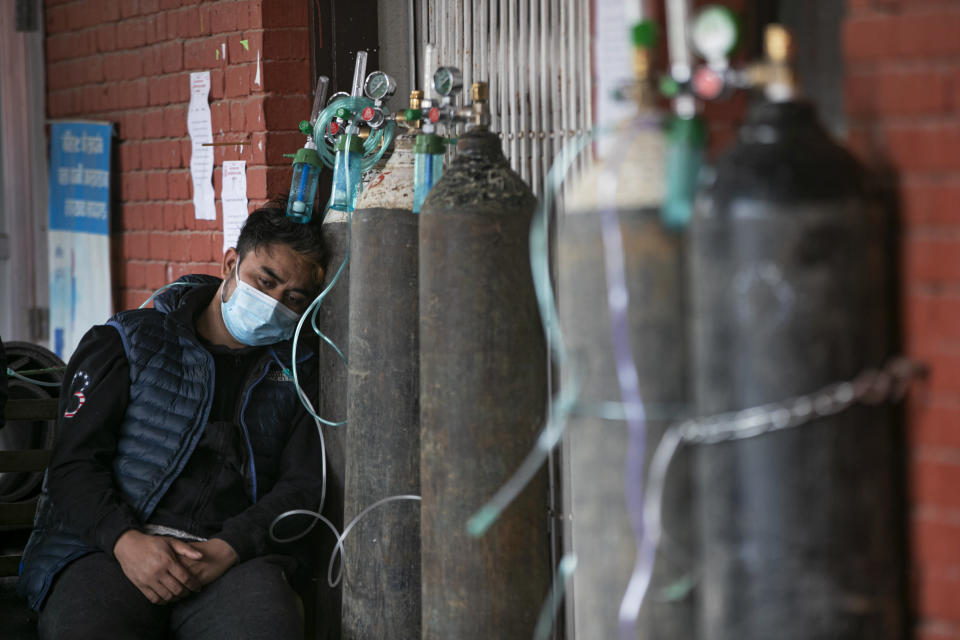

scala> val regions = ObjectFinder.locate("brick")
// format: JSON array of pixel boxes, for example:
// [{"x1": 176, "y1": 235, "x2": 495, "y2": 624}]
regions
[
  {"x1": 144, "y1": 262, "x2": 169, "y2": 289},
  {"x1": 914, "y1": 512, "x2": 960, "y2": 568},
  {"x1": 119, "y1": 142, "x2": 142, "y2": 172},
  {"x1": 912, "y1": 401, "x2": 960, "y2": 449},
  {"x1": 95, "y1": 24, "x2": 118, "y2": 53},
  {"x1": 67, "y1": 1, "x2": 102, "y2": 31},
  {"x1": 261, "y1": 28, "x2": 309, "y2": 61},
  {"x1": 138, "y1": 141, "x2": 168, "y2": 170},
  {"x1": 160, "y1": 0, "x2": 181, "y2": 9},
  {"x1": 45, "y1": 3, "x2": 70, "y2": 33},
  {"x1": 210, "y1": 233, "x2": 226, "y2": 262},
  {"x1": 261, "y1": 60, "x2": 311, "y2": 94},
  {"x1": 163, "y1": 105, "x2": 188, "y2": 138},
  {"x1": 228, "y1": 32, "x2": 257, "y2": 63},
  {"x1": 913, "y1": 449, "x2": 960, "y2": 511},
  {"x1": 905, "y1": 236, "x2": 960, "y2": 286},
  {"x1": 847, "y1": 71, "x2": 950, "y2": 118},
  {"x1": 148, "y1": 232, "x2": 170, "y2": 260},
  {"x1": 901, "y1": 181, "x2": 960, "y2": 226},
  {"x1": 116, "y1": 17, "x2": 148, "y2": 50},
  {"x1": 123, "y1": 112, "x2": 145, "y2": 140},
  {"x1": 843, "y1": 17, "x2": 896, "y2": 62},
  {"x1": 146, "y1": 172, "x2": 169, "y2": 200},
  {"x1": 908, "y1": 292, "x2": 960, "y2": 345},
  {"x1": 186, "y1": 233, "x2": 211, "y2": 262},
  {"x1": 918, "y1": 566, "x2": 960, "y2": 623},
  {"x1": 124, "y1": 261, "x2": 145, "y2": 289},
  {"x1": 47, "y1": 30, "x2": 98, "y2": 62},
  {"x1": 119, "y1": 203, "x2": 142, "y2": 230},
  {"x1": 93, "y1": 0, "x2": 121, "y2": 22},
  {"x1": 230, "y1": 100, "x2": 246, "y2": 132},
  {"x1": 169, "y1": 171, "x2": 191, "y2": 200},
  {"x1": 145, "y1": 12, "x2": 168, "y2": 45},
  {"x1": 48, "y1": 90, "x2": 78, "y2": 118},
  {"x1": 184, "y1": 39, "x2": 216, "y2": 71},
  {"x1": 141, "y1": 46, "x2": 162, "y2": 76},
  {"x1": 886, "y1": 125, "x2": 960, "y2": 173},
  {"x1": 210, "y1": 3, "x2": 239, "y2": 34},
  {"x1": 908, "y1": 348, "x2": 960, "y2": 396},
  {"x1": 119, "y1": 289, "x2": 149, "y2": 312},
  {"x1": 244, "y1": 97, "x2": 266, "y2": 132},
  {"x1": 143, "y1": 110, "x2": 165, "y2": 139},
  {"x1": 160, "y1": 41, "x2": 183, "y2": 73},
  {"x1": 895, "y1": 11, "x2": 960, "y2": 58},
  {"x1": 163, "y1": 202, "x2": 185, "y2": 229},
  {"x1": 144, "y1": 203, "x2": 166, "y2": 230},
  {"x1": 161, "y1": 140, "x2": 182, "y2": 168},
  {"x1": 122, "y1": 172, "x2": 148, "y2": 201},
  {"x1": 170, "y1": 5, "x2": 211, "y2": 38},
  {"x1": 120, "y1": 0, "x2": 141, "y2": 19},
  {"x1": 123, "y1": 231, "x2": 150, "y2": 258},
  {"x1": 225, "y1": 63, "x2": 252, "y2": 98},
  {"x1": 250, "y1": 130, "x2": 303, "y2": 165},
  {"x1": 209, "y1": 68, "x2": 225, "y2": 100},
  {"x1": 262, "y1": 95, "x2": 311, "y2": 131},
  {"x1": 261, "y1": 0, "x2": 309, "y2": 28}
]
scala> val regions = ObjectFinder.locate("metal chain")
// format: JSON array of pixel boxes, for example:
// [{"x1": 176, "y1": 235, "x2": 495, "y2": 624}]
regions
[{"x1": 678, "y1": 357, "x2": 928, "y2": 446}]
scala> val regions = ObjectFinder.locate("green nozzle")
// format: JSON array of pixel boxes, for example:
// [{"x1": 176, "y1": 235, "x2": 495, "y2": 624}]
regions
[
  {"x1": 334, "y1": 134, "x2": 365, "y2": 153},
  {"x1": 631, "y1": 19, "x2": 657, "y2": 49},
  {"x1": 414, "y1": 133, "x2": 445, "y2": 155},
  {"x1": 292, "y1": 147, "x2": 323, "y2": 168}
]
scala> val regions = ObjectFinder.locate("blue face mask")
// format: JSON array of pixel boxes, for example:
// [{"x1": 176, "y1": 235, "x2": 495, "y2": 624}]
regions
[{"x1": 220, "y1": 260, "x2": 301, "y2": 346}]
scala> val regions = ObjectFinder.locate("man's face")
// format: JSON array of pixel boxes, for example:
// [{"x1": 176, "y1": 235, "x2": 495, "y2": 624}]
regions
[{"x1": 221, "y1": 243, "x2": 322, "y2": 315}]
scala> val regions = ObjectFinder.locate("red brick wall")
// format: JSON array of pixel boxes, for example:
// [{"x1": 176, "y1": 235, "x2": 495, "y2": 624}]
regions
[
  {"x1": 44, "y1": 0, "x2": 312, "y2": 311},
  {"x1": 844, "y1": 1, "x2": 960, "y2": 637}
]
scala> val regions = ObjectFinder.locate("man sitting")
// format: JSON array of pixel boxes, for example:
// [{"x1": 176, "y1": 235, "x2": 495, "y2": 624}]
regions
[{"x1": 19, "y1": 201, "x2": 327, "y2": 640}]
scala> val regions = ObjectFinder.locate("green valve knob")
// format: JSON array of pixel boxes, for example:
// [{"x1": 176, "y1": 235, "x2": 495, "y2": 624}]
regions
[
  {"x1": 631, "y1": 19, "x2": 657, "y2": 48},
  {"x1": 335, "y1": 107, "x2": 353, "y2": 120},
  {"x1": 404, "y1": 108, "x2": 422, "y2": 122},
  {"x1": 659, "y1": 76, "x2": 680, "y2": 98},
  {"x1": 298, "y1": 120, "x2": 312, "y2": 136}
]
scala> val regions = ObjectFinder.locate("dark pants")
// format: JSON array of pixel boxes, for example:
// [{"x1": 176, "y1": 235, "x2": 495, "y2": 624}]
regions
[{"x1": 38, "y1": 552, "x2": 303, "y2": 640}]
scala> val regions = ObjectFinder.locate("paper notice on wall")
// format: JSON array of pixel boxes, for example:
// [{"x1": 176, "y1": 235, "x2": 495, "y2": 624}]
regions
[
  {"x1": 594, "y1": 0, "x2": 635, "y2": 159},
  {"x1": 221, "y1": 160, "x2": 248, "y2": 254},
  {"x1": 187, "y1": 71, "x2": 216, "y2": 220}
]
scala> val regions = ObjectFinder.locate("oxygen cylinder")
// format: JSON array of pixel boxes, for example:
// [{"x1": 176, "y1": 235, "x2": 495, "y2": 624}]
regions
[
  {"x1": 560, "y1": 122, "x2": 695, "y2": 639},
  {"x1": 689, "y1": 84, "x2": 902, "y2": 640},
  {"x1": 342, "y1": 133, "x2": 420, "y2": 638},
  {"x1": 419, "y1": 115, "x2": 551, "y2": 637},
  {"x1": 314, "y1": 209, "x2": 349, "y2": 640}
]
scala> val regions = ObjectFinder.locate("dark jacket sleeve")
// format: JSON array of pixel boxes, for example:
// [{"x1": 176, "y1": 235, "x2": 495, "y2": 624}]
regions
[
  {"x1": 215, "y1": 385, "x2": 325, "y2": 563},
  {"x1": 46, "y1": 325, "x2": 140, "y2": 555}
]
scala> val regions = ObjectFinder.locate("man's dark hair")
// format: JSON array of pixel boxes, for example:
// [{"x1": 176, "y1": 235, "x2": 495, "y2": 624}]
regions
[{"x1": 235, "y1": 197, "x2": 328, "y2": 276}]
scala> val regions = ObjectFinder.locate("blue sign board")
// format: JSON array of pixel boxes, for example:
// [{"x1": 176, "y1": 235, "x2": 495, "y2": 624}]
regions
[
  {"x1": 49, "y1": 122, "x2": 112, "y2": 235},
  {"x1": 48, "y1": 121, "x2": 114, "y2": 359}
]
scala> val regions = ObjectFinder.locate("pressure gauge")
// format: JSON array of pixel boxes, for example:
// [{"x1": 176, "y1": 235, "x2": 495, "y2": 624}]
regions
[
  {"x1": 433, "y1": 66, "x2": 463, "y2": 98},
  {"x1": 690, "y1": 5, "x2": 739, "y2": 64},
  {"x1": 364, "y1": 71, "x2": 397, "y2": 101}
]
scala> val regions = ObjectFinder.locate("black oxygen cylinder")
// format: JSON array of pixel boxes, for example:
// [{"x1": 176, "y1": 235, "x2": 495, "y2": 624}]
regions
[
  {"x1": 559, "y1": 125, "x2": 694, "y2": 640},
  {"x1": 342, "y1": 135, "x2": 420, "y2": 639},
  {"x1": 689, "y1": 100, "x2": 903, "y2": 639},
  {"x1": 314, "y1": 210, "x2": 350, "y2": 640},
  {"x1": 419, "y1": 128, "x2": 551, "y2": 639}
]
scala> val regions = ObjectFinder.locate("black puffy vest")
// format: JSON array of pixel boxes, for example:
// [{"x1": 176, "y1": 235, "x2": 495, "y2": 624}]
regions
[{"x1": 17, "y1": 279, "x2": 316, "y2": 610}]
